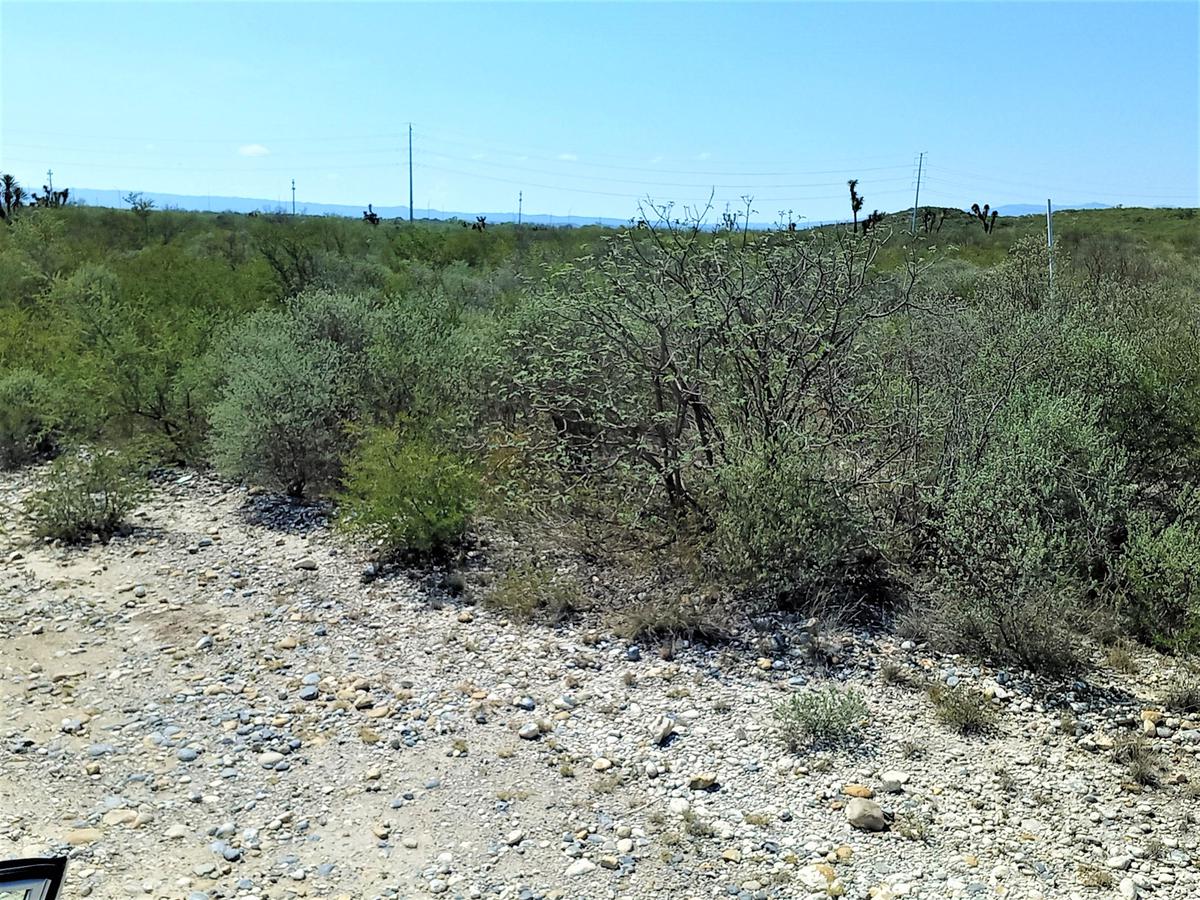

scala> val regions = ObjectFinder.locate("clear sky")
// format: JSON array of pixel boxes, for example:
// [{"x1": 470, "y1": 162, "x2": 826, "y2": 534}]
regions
[{"x1": 2, "y1": 1, "x2": 1197, "y2": 221}]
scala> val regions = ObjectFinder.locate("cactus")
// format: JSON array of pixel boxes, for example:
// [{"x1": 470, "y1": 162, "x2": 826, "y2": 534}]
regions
[{"x1": 848, "y1": 180, "x2": 864, "y2": 232}]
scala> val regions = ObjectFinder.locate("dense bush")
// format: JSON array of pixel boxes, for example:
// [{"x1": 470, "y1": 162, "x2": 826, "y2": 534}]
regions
[
  {"x1": 708, "y1": 439, "x2": 878, "y2": 609},
  {"x1": 24, "y1": 448, "x2": 148, "y2": 542},
  {"x1": 208, "y1": 291, "x2": 377, "y2": 497},
  {"x1": 0, "y1": 369, "x2": 62, "y2": 468},
  {"x1": 920, "y1": 390, "x2": 1128, "y2": 673},
  {"x1": 497, "y1": 217, "x2": 907, "y2": 540},
  {"x1": 1121, "y1": 496, "x2": 1200, "y2": 652},
  {"x1": 336, "y1": 425, "x2": 478, "y2": 556},
  {"x1": 5, "y1": 197, "x2": 1200, "y2": 677}
]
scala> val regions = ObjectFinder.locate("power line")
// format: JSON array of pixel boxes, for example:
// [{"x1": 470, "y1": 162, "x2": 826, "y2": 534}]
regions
[
  {"x1": 417, "y1": 151, "x2": 916, "y2": 190},
  {"x1": 415, "y1": 124, "x2": 911, "y2": 168},
  {"x1": 417, "y1": 132, "x2": 915, "y2": 177},
  {"x1": 415, "y1": 161, "x2": 917, "y2": 203},
  {"x1": 910, "y1": 152, "x2": 923, "y2": 235}
]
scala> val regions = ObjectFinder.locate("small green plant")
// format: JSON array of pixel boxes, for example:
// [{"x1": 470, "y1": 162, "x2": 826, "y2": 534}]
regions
[
  {"x1": 774, "y1": 684, "x2": 869, "y2": 751},
  {"x1": 1112, "y1": 735, "x2": 1161, "y2": 787},
  {"x1": 892, "y1": 810, "x2": 932, "y2": 843},
  {"x1": 337, "y1": 426, "x2": 478, "y2": 556},
  {"x1": 927, "y1": 683, "x2": 996, "y2": 735},
  {"x1": 484, "y1": 562, "x2": 584, "y2": 623},
  {"x1": 24, "y1": 449, "x2": 148, "y2": 543}
]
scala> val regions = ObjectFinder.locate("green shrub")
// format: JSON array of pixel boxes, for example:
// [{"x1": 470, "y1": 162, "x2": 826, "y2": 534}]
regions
[
  {"x1": 1122, "y1": 500, "x2": 1200, "y2": 652},
  {"x1": 0, "y1": 369, "x2": 62, "y2": 469},
  {"x1": 336, "y1": 425, "x2": 478, "y2": 556},
  {"x1": 708, "y1": 441, "x2": 880, "y2": 608},
  {"x1": 921, "y1": 389, "x2": 1127, "y2": 674},
  {"x1": 926, "y1": 682, "x2": 995, "y2": 735},
  {"x1": 774, "y1": 685, "x2": 869, "y2": 751},
  {"x1": 209, "y1": 291, "x2": 376, "y2": 497},
  {"x1": 24, "y1": 449, "x2": 148, "y2": 543}
]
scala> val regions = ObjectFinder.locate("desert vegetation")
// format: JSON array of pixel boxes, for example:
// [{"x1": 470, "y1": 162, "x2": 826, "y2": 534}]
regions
[{"x1": 3, "y1": 180, "x2": 1200, "y2": 675}]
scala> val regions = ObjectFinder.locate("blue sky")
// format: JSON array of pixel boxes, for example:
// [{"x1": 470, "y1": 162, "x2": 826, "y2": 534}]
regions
[{"x1": 2, "y1": 1, "x2": 1197, "y2": 220}]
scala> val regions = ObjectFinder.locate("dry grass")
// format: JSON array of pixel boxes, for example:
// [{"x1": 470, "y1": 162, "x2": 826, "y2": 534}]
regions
[
  {"x1": 1163, "y1": 672, "x2": 1200, "y2": 714},
  {"x1": 612, "y1": 597, "x2": 728, "y2": 646},
  {"x1": 484, "y1": 562, "x2": 586, "y2": 623},
  {"x1": 1077, "y1": 863, "x2": 1115, "y2": 888},
  {"x1": 927, "y1": 682, "x2": 996, "y2": 735},
  {"x1": 1105, "y1": 639, "x2": 1139, "y2": 674},
  {"x1": 1112, "y1": 735, "x2": 1162, "y2": 787}
]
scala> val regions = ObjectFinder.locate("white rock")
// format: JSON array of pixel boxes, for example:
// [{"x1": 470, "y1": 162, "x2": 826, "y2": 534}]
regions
[{"x1": 845, "y1": 798, "x2": 886, "y2": 831}]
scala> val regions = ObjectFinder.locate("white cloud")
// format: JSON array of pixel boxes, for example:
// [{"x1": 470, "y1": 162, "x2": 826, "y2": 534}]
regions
[
  {"x1": 238, "y1": 144, "x2": 270, "y2": 157},
  {"x1": 557, "y1": 152, "x2": 578, "y2": 162}
]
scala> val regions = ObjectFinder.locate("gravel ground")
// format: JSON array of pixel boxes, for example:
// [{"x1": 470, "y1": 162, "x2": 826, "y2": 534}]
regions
[{"x1": 3, "y1": 470, "x2": 1200, "y2": 900}]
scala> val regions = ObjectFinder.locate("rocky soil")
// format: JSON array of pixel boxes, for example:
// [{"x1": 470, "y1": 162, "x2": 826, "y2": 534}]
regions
[{"x1": 3, "y1": 470, "x2": 1200, "y2": 900}]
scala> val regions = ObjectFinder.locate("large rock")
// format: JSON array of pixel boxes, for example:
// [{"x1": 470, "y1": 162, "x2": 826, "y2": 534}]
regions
[{"x1": 845, "y1": 797, "x2": 887, "y2": 831}]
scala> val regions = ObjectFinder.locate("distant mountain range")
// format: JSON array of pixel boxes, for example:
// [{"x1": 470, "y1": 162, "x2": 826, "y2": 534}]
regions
[
  {"x1": 67, "y1": 188, "x2": 1114, "y2": 227},
  {"x1": 69, "y1": 188, "x2": 634, "y2": 227}
]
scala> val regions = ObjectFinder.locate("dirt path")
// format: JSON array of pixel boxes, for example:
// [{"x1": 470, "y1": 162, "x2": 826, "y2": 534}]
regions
[{"x1": 3, "y1": 472, "x2": 1200, "y2": 900}]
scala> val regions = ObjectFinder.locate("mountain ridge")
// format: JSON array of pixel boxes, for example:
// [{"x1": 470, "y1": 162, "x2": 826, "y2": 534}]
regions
[{"x1": 66, "y1": 187, "x2": 1117, "y2": 227}]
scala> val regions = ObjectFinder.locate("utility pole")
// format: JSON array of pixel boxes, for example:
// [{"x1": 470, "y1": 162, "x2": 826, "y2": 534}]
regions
[
  {"x1": 1046, "y1": 198, "x2": 1055, "y2": 298},
  {"x1": 910, "y1": 152, "x2": 924, "y2": 235},
  {"x1": 408, "y1": 124, "x2": 414, "y2": 223},
  {"x1": 291, "y1": 179, "x2": 296, "y2": 216},
  {"x1": 47, "y1": 169, "x2": 54, "y2": 192},
  {"x1": 518, "y1": 191, "x2": 522, "y2": 225}
]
